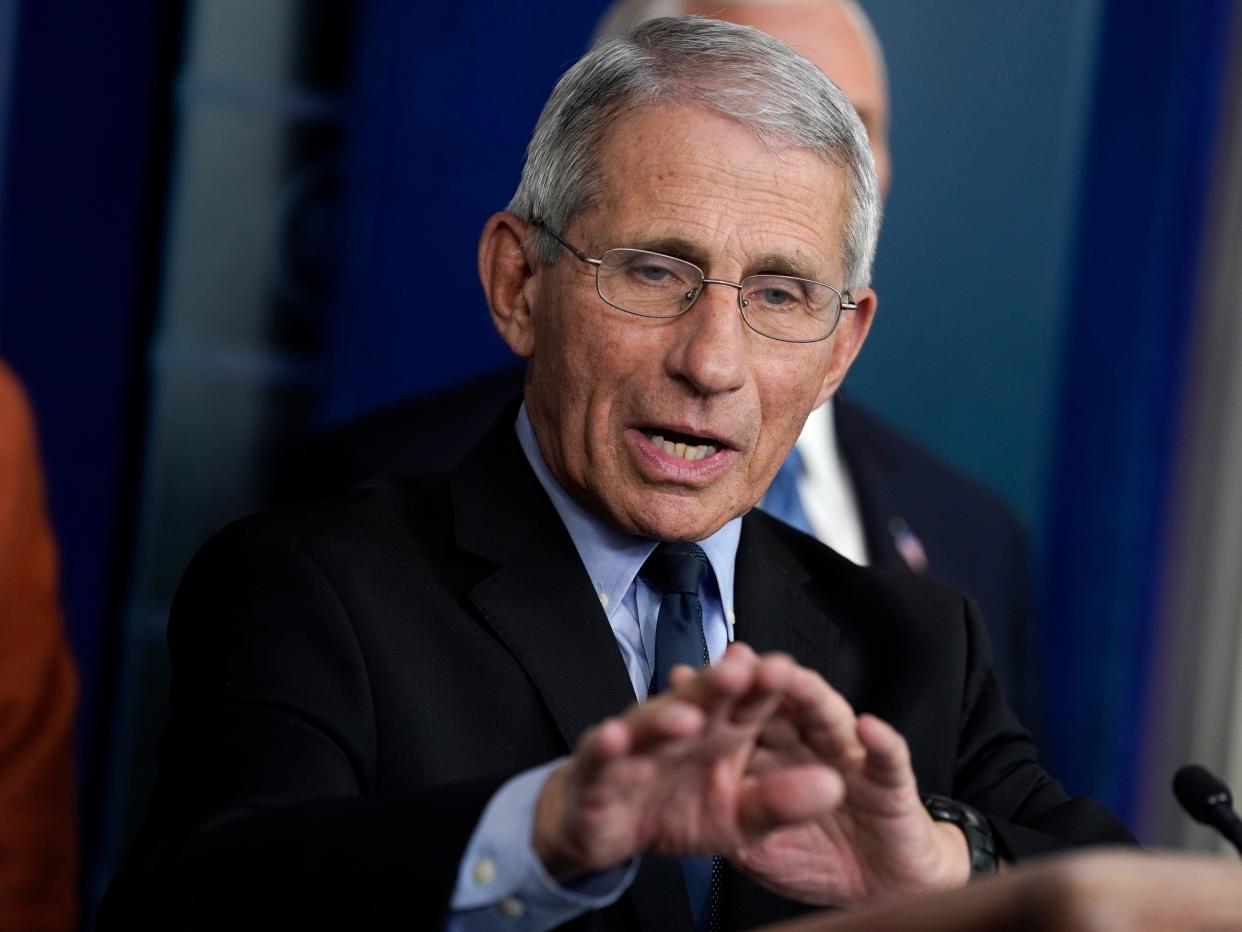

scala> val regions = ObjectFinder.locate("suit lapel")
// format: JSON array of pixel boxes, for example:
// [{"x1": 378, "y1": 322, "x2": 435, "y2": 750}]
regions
[
  {"x1": 451, "y1": 411, "x2": 695, "y2": 931},
  {"x1": 726, "y1": 513, "x2": 847, "y2": 929},
  {"x1": 453, "y1": 408, "x2": 637, "y2": 747},
  {"x1": 733, "y1": 513, "x2": 836, "y2": 678}
]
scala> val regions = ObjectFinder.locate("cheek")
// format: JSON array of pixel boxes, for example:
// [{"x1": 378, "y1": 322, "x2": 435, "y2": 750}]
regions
[
  {"x1": 533, "y1": 302, "x2": 641, "y2": 436},
  {"x1": 754, "y1": 347, "x2": 833, "y2": 440},
  {"x1": 761, "y1": 342, "x2": 832, "y2": 402}
]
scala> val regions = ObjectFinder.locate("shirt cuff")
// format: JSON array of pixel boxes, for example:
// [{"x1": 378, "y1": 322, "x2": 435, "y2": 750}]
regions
[{"x1": 446, "y1": 758, "x2": 639, "y2": 931}]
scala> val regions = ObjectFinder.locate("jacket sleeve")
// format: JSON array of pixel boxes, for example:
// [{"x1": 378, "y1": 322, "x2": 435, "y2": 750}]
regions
[
  {"x1": 97, "y1": 516, "x2": 506, "y2": 932},
  {"x1": 951, "y1": 596, "x2": 1137, "y2": 859}
]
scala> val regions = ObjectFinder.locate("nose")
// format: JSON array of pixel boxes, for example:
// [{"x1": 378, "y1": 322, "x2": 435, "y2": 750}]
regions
[{"x1": 664, "y1": 279, "x2": 748, "y2": 396}]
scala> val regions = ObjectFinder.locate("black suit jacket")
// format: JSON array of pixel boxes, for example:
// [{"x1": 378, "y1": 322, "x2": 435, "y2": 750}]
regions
[
  {"x1": 104, "y1": 412, "x2": 1128, "y2": 931},
  {"x1": 293, "y1": 366, "x2": 1042, "y2": 728},
  {"x1": 832, "y1": 399, "x2": 1041, "y2": 734}
]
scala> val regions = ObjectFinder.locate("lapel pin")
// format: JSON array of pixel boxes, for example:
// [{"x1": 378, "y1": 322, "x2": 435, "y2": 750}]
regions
[{"x1": 888, "y1": 517, "x2": 929, "y2": 573}]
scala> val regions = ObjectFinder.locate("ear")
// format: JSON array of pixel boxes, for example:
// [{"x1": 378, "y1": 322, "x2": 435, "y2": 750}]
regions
[
  {"x1": 813, "y1": 286, "x2": 877, "y2": 408},
  {"x1": 478, "y1": 212, "x2": 539, "y2": 359}
]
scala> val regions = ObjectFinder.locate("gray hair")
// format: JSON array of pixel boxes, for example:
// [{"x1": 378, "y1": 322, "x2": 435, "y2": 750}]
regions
[{"x1": 507, "y1": 15, "x2": 881, "y2": 290}]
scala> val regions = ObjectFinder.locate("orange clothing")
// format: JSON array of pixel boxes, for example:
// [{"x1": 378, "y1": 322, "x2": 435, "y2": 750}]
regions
[{"x1": 0, "y1": 362, "x2": 77, "y2": 931}]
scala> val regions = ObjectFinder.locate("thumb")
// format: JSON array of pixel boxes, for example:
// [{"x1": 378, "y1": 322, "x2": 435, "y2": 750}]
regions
[{"x1": 737, "y1": 764, "x2": 844, "y2": 838}]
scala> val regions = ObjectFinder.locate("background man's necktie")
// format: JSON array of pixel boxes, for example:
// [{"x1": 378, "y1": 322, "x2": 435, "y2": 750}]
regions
[
  {"x1": 759, "y1": 446, "x2": 814, "y2": 535},
  {"x1": 639, "y1": 542, "x2": 720, "y2": 932}
]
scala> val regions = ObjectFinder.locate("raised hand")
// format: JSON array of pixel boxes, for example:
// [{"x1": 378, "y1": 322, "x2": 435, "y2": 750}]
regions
[
  {"x1": 718, "y1": 644, "x2": 970, "y2": 906},
  {"x1": 532, "y1": 651, "x2": 846, "y2": 881}
]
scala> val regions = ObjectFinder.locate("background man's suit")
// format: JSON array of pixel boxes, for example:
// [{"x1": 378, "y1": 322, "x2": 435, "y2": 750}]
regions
[
  {"x1": 297, "y1": 366, "x2": 1041, "y2": 730},
  {"x1": 106, "y1": 409, "x2": 1127, "y2": 930}
]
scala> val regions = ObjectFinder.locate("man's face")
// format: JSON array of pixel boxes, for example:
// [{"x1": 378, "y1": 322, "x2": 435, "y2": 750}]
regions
[
  {"x1": 686, "y1": 0, "x2": 892, "y2": 196},
  {"x1": 513, "y1": 105, "x2": 873, "y2": 541}
]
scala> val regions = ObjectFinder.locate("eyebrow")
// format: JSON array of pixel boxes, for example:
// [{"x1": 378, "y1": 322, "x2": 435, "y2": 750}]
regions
[
  {"x1": 626, "y1": 235, "x2": 708, "y2": 266},
  {"x1": 623, "y1": 238, "x2": 827, "y2": 283},
  {"x1": 750, "y1": 253, "x2": 824, "y2": 282}
]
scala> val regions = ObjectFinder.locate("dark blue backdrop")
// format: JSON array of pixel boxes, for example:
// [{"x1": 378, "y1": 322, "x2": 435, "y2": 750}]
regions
[
  {"x1": 326, "y1": 0, "x2": 613, "y2": 423},
  {"x1": 0, "y1": 5, "x2": 1237, "y2": 896},
  {"x1": 1043, "y1": 0, "x2": 1237, "y2": 817},
  {"x1": 0, "y1": 0, "x2": 182, "y2": 869}
]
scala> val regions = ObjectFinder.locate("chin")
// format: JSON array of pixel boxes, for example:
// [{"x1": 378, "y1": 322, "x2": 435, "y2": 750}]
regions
[{"x1": 618, "y1": 496, "x2": 740, "y2": 543}]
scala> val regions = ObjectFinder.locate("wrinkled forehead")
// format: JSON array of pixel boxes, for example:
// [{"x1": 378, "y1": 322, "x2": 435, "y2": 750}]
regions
[
  {"x1": 579, "y1": 104, "x2": 852, "y2": 278},
  {"x1": 581, "y1": 97, "x2": 849, "y2": 203}
]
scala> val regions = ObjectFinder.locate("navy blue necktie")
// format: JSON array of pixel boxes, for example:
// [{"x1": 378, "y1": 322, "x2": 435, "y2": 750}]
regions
[
  {"x1": 639, "y1": 542, "x2": 720, "y2": 932},
  {"x1": 641, "y1": 542, "x2": 710, "y2": 694},
  {"x1": 759, "y1": 446, "x2": 814, "y2": 535}
]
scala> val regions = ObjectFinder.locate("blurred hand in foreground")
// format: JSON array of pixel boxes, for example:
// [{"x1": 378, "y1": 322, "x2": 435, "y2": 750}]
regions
[{"x1": 768, "y1": 849, "x2": 1242, "y2": 932}]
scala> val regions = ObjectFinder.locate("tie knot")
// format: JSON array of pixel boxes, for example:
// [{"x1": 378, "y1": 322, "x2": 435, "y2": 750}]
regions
[{"x1": 640, "y1": 542, "x2": 708, "y2": 595}]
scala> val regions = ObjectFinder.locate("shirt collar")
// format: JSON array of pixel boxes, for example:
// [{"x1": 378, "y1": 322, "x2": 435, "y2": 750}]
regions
[
  {"x1": 514, "y1": 403, "x2": 740, "y2": 623},
  {"x1": 795, "y1": 398, "x2": 835, "y2": 486}
]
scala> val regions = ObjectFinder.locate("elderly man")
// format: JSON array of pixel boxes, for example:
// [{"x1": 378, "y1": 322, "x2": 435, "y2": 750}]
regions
[
  {"x1": 313, "y1": 0, "x2": 1040, "y2": 729},
  {"x1": 101, "y1": 17, "x2": 1129, "y2": 932}
]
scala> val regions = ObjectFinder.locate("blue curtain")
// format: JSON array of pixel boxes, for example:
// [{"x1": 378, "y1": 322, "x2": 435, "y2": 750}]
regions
[{"x1": 1042, "y1": 0, "x2": 1238, "y2": 821}]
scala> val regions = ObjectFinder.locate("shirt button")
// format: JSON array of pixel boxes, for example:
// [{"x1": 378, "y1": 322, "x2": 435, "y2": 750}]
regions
[
  {"x1": 598, "y1": 591, "x2": 609, "y2": 607},
  {"x1": 499, "y1": 896, "x2": 525, "y2": 919},
  {"x1": 472, "y1": 857, "x2": 496, "y2": 886}
]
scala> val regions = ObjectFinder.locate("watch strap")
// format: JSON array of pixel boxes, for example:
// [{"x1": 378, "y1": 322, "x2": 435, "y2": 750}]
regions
[{"x1": 922, "y1": 794, "x2": 998, "y2": 877}]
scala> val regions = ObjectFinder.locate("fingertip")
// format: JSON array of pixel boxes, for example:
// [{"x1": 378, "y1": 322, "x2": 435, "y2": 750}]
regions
[
  {"x1": 857, "y1": 713, "x2": 896, "y2": 745},
  {"x1": 714, "y1": 653, "x2": 755, "y2": 690},
  {"x1": 659, "y1": 699, "x2": 707, "y2": 735},
  {"x1": 856, "y1": 714, "x2": 912, "y2": 783},
  {"x1": 725, "y1": 641, "x2": 757, "y2": 661},
  {"x1": 753, "y1": 652, "x2": 797, "y2": 691},
  {"x1": 668, "y1": 664, "x2": 696, "y2": 688},
  {"x1": 589, "y1": 717, "x2": 631, "y2": 758}
]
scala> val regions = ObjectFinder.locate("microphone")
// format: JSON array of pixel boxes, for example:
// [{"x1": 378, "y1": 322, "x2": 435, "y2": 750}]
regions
[{"x1": 1173, "y1": 764, "x2": 1242, "y2": 858}]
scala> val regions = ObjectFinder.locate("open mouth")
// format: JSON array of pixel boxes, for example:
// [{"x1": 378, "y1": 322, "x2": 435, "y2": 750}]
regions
[{"x1": 641, "y1": 427, "x2": 721, "y2": 462}]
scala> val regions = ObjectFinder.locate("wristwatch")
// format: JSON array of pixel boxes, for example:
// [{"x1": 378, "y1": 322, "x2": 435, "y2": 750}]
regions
[{"x1": 922, "y1": 794, "x2": 998, "y2": 877}]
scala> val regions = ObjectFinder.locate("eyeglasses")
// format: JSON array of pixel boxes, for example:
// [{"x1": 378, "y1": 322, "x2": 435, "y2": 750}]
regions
[{"x1": 535, "y1": 222, "x2": 855, "y2": 344}]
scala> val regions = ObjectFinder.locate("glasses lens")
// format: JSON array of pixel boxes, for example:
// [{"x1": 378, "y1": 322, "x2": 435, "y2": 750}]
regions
[
  {"x1": 740, "y1": 275, "x2": 842, "y2": 342},
  {"x1": 596, "y1": 249, "x2": 701, "y2": 318}
]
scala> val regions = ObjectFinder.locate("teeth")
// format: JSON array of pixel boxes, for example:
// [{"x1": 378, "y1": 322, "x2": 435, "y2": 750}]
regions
[{"x1": 646, "y1": 430, "x2": 719, "y2": 462}]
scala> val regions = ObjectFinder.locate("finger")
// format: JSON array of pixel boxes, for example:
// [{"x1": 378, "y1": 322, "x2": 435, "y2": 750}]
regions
[
  {"x1": 756, "y1": 715, "x2": 808, "y2": 754},
  {"x1": 749, "y1": 717, "x2": 818, "y2": 775},
  {"x1": 724, "y1": 641, "x2": 757, "y2": 662},
  {"x1": 856, "y1": 713, "x2": 916, "y2": 791},
  {"x1": 574, "y1": 717, "x2": 632, "y2": 769},
  {"x1": 667, "y1": 645, "x2": 760, "y2": 690},
  {"x1": 783, "y1": 666, "x2": 865, "y2": 768},
  {"x1": 612, "y1": 696, "x2": 707, "y2": 755},
  {"x1": 667, "y1": 664, "x2": 697, "y2": 689},
  {"x1": 669, "y1": 652, "x2": 757, "y2": 714},
  {"x1": 736, "y1": 764, "x2": 845, "y2": 837},
  {"x1": 730, "y1": 652, "x2": 798, "y2": 725}
]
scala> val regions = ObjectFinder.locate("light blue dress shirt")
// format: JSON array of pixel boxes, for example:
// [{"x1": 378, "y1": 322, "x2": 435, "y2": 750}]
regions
[{"x1": 447, "y1": 405, "x2": 741, "y2": 931}]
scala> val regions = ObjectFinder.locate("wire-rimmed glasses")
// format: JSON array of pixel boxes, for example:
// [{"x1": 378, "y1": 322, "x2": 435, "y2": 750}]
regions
[{"x1": 536, "y1": 222, "x2": 855, "y2": 344}]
